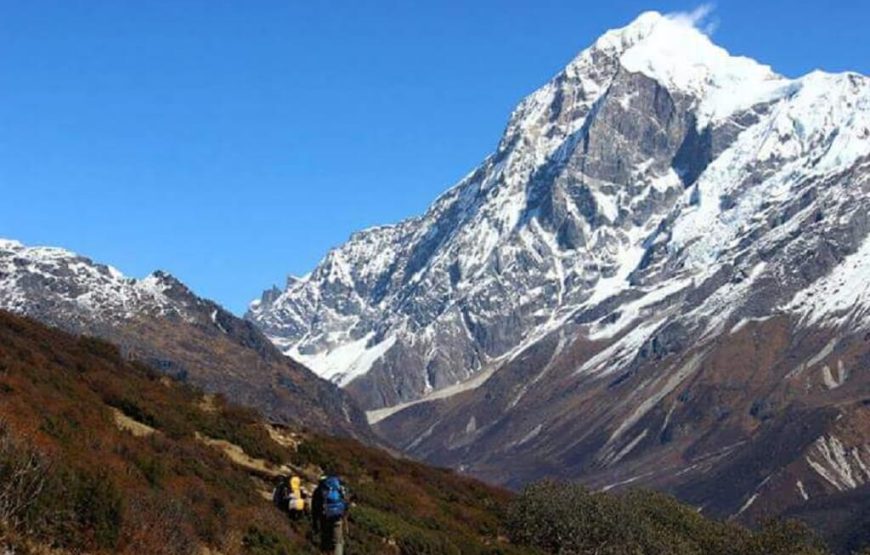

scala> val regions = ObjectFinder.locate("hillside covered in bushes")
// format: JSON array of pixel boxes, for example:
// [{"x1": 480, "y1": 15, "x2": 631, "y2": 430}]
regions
[{"x1": 0, "y1": 310, "x2": 853, "y2": 554}]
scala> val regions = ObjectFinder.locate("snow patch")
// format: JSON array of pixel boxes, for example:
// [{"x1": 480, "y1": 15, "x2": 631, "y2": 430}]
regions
[
  {"x1": 807, "y1": 435, "x2": 870, "y2": 491},
  {"x1": 366, "y1": 361, "x2": 500, "y2": 425},
  {"x1": 608, "y1": 429, "x2": 649, "y2": 465},
  {"x1": 607, "y1": 352, "x2": 705, "y2": 443},
  {"x1": 796, "y1": 480, "x2": 809, "y2": 501},
  {"x1": 516, "y1": 424, "x2": 542, "y2": 447},
  {"x1": 786, "y1": 232, "x2": 870, "y2": 330},
  {"x1": 821, "y1": 360, "x2": 847, "y2": 389},
  {"x1": 735, "y1": 493, "x2": 759, "y2": 516},
  {"x1": 293, "y1": 333, "x2": 397, "y2": 386},
  {"x1": 729, "y1": 315, "x2": 773, "y2": 335},
  {"x1": 788, "y1": 337, "x2": 839, "y2": 378}
]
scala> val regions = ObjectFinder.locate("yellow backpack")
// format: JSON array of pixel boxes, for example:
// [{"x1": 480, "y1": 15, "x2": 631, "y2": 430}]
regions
[{"x1": 288, "y1": 476, "x2": 305, "y2": 512}]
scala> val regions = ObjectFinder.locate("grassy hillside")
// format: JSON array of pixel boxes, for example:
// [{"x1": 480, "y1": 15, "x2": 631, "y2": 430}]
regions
[
  {"x1": 0, "y1": 310, "x2": 848, "y2": 554},
  {"x1": 0, "y1": 310, "x2": 526, "y2": 554}
]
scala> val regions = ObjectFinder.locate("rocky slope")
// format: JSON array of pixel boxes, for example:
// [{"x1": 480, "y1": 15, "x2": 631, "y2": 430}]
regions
[
  {"x1": 249, "y1": 9, "x2": 870, "y2": 537},
  {"x1": 0, "y1": 239, "x2": 373, "y2": 439}
]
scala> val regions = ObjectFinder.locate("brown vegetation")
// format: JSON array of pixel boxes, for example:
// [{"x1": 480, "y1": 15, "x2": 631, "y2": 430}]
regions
[{"x1": 0, "y1": 311, "x2": 525, "y2": 554}]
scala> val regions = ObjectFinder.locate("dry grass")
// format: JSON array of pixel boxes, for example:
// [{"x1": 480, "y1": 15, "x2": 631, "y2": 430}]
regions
[{"x1": 111, "y1": 408, "x2": 156, "y2": 437}]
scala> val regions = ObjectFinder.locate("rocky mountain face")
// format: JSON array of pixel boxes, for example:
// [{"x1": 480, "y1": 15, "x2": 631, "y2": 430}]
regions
[
  {"x1": 0, "y1": 239, "x2": 374, "y2": 440},
  {"x1": 249, "y1": 10, "x2": 870, "y2": 538}
]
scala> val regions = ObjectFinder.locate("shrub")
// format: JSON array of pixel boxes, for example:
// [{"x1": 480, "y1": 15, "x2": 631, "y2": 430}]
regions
[
  {"x1": 242, "y1": 526, "x2": 301, "y2": 555},
  {"x1": 78, "y1": 335, "x2": 122, "y2": 361},
  {"x1": 69, "y1": 468, "x2": 124, "y2": 550},
  {"x1": 505, "y1": 481, "x2": 828, "y2": 555},
  {"x1": 396, "y1": 528, "x2": 463, "y2": 555},
  {"x1": 0, "y1": 312, "x2": 538, "y2": 554},
  {"x1": 0, "y1": 423, "x2": 51, "y2": 534},
  {"x1": 123, "y1": 495, "x2": 197, "y2": 555},
  {"x1": 747, "y1": 519, "x2": 827, "y2": 555}
]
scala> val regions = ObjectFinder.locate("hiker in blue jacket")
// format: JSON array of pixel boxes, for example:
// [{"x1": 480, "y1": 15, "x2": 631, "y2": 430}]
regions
[{"x1": 311, "y1": 474, "x2": 350, "y2": 555}]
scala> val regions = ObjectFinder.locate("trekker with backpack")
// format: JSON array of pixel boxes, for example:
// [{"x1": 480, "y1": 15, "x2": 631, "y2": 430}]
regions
[
  {"x1": 273, "y1": 475, "x2": 308, "y2": 520},
  {"x1": 311, "y1": 474, "x2": 350, "y2": 555}
]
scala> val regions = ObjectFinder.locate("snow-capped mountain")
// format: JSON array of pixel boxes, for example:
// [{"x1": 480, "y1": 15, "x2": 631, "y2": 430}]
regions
[
  {"x1": 0, "y1": 239, "x2": 373, "y2": 438},
  {"x1": 0, "y1": 239, "x2": 193, "y2": 326},
  {"x1": 249, "y1": 11, "x2": 870, "y2": 408},
  {"x1": 250, "y1": 10, "x2": 870, "y2": 531}
]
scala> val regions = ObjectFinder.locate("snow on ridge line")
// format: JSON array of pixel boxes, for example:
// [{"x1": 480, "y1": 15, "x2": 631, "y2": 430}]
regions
[
  {"x1": 0, "y1": 238, "x2": 209, "y2": 323},
  {"x1": 574, "y1": 9, "x2": 787, "y2": 128},
  {"x1": 0, "y1": 238, "x2": 24, "y2": 249},
  {"x1": 1, "y1": 237, "x2": 142, "y2": 285},
  {"x1": 668, "y1": 71, "x2": 870, "y2": 271}
]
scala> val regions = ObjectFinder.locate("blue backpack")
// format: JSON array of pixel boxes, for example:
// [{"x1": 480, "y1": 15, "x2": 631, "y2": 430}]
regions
[{"x1": 321, "y1": 476, "x2": 347, "y2": 520}]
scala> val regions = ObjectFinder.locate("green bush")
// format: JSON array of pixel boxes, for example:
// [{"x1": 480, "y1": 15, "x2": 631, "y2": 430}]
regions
[
  {"x1": 397, "y1": 528, "x2": 463, "y2": 555},
  {"x1": 242, "y1": 526, "x2": 304, "y2": 554},
  {"x1": 747, "y1": 519, "x2": 827, "y2": 555},
  {"x1": 505, "y1": 481, "x2": 828, "y2": 555},
  {"x1": 70, "y1": 468, "x2": 124, "y2": 549}
]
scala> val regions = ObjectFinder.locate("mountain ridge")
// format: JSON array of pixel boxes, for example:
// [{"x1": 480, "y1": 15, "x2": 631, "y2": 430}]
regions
[{"x1": 0, "y1": 238, "x2": 375, "y2": 440}]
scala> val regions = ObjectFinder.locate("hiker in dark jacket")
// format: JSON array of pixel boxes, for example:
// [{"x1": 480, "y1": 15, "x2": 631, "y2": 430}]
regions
[{"x1": 311, "y1": 475, "x2": 350, "y2": 555}]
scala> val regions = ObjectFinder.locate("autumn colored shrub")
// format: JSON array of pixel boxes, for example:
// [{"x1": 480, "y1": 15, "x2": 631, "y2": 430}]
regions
[
  {"x1": 0, "y1": 424, "x2": 51, "y2": 535},
  {"x1": 747, "y1": 519, "x2": 829, "y2": 555},
  {"x1": 295, "y1": 434, "x2": 529, "y2": 555}
]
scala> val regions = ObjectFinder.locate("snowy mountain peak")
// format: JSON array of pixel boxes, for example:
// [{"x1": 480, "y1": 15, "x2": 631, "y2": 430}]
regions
[
  {"x1": 589, "y1": 9, "x2": 765, "y2": 76},
  {"x1": 588, "y1": 10, "x2": 678, "y2": 56},
  {"x1": 620, "y1": 16, "x2": 780, "y2": 119},
  {"x1": 500, "y1": 10, "x2": 787, "y2": 193},
  {"x1": 559, "y1": 10, "x2": 784, "y2": 129},
  {"x1": 145, "y1": 269, "x2": 198, "y2": 294},
  {"x1": 249, "y1": 12, "x2": 870, "y2": 413}
]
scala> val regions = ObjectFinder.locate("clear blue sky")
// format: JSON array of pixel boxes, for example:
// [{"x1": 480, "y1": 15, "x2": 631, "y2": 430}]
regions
[{"x1": 1, "y1": 1, "x2": 868, "y2": 313}]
